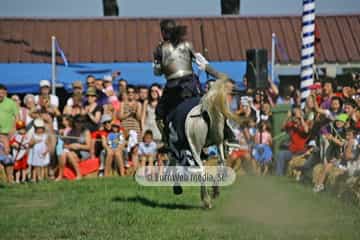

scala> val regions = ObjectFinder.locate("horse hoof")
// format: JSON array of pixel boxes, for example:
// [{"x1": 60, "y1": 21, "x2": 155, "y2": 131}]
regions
[
  {"x1": 203, "y1": 200, "x2": 212, "y2": 209},
  {"x1": 212, "y1": 191, "x2": 220, "y2": 199},
  {"x1": 173, "y1": 185, "x2": 183, "y2": 195}
]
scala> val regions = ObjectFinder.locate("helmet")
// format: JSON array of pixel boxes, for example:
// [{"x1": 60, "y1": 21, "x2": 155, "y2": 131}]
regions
[{"x1": 16, "y1": 120, "x2": 26, "y2": 130}]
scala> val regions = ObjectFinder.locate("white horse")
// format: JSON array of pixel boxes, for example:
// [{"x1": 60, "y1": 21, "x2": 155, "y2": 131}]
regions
[{"x1": 169, "y1": 76, "x2": 241, "y2": 208}]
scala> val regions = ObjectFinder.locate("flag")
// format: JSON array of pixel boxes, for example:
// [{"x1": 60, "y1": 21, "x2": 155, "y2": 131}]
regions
[{"x1": 55, "y1": 40, "x2": 69, "y2": 67}]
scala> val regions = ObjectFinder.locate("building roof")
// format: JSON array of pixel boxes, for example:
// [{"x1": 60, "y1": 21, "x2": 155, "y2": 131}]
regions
[{"x1": 0, "y1": 15, "x2": 359, "y2": 64}]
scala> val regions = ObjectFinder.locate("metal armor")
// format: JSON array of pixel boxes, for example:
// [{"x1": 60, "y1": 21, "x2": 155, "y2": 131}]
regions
[{"x1": 153, "y1": 41, "x2": 194, "y2": 80}]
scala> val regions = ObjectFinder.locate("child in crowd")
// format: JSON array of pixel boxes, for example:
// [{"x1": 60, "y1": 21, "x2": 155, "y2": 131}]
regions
[
  {"x1": 102, "y1": 120, "x2": 126, "y2": 176},
  {"x1": 103, "y1": 75, "x2": 120, "y2": 111},
  {"x1": 28, "y1": 118, "x2": 51, "y2": 182},
  {"x1": 252, "y1": 121, "x2": 273, "y2": 175},
  {"x1": 10, "y1": 121, "x2": 32, "y2": 183},
  {"x1": 138, "y1": 130, "x2": 157, "y2": 176}
]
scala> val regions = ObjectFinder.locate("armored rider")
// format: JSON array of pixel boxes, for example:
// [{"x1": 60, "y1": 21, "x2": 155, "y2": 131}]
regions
[{"x1": 153, "y1": 19, "x2": 235, "y2": 145}]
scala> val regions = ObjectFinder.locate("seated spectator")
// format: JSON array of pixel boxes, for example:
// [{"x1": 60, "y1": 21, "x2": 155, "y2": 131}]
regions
[
  {"x1": 138, "y1": 130, "x2": 157, "y2": 176},
  {"x1": 253, "y1": 121, "x2": 272, "y2": 176},
  {"x1": 56, "y1": 115, "x2": 91, "y2": 181},
  {"x1": 313, "y1": 128, "x2": 357, "y2": 192},
  {"x1": 63, "y1": 93, "x2": 83, "y2": 116},
  {"x1": 35, "y1": 80, "x2": 60, "y2": 130},
  {"x1": 82, "y1": 87, "x2": 102, "y2": 132},
  {"x1": 276, "y1": 106, "x2": 309, "y2": 176},
  {"x1": 118, "y1": 85, "x2": 142, "y2": 142},
  {"x1": 101, "y1": 119, "x2": 126, "y2": 176},
  {"x1": 65, "y1": 80, "x2": 84, "y2": 107}
]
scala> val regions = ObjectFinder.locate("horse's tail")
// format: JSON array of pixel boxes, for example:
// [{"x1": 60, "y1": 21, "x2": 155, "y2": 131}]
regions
[{"x1": 203, "y1": 76, "x2": 242, "y2": 124}]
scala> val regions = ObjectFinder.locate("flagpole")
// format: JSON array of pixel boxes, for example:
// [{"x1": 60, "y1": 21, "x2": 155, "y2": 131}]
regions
[
  {"x1": 271, "y1": 33, "x2": 276, "y2": 82},
  {"x1": 300, "y1": 0, "x2": 316, "y2": 108},
  {"x1": 51, "y1": 36, "x2": 56, "y2": 95}
]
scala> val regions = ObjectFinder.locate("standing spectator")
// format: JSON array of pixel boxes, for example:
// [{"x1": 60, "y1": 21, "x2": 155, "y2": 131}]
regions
[
  {"x1": 320, "y1": 79, "x2": 336, "y2": 110},
  {"x1": 28, "y1": 118, "x2": 51, "y2": 182},
  {"x1": 10, "y1": 120, "x2": 31, "y2": 183},
  {"x1": 103, "y1": 75, "x2": 120, "y2": 112},
  {"x1": 0, "y1": 84, "x2": 19, "y2": 183},
  {"x1": 118, "y1": 85, "x2": 142, "y2": 142},
  {"x1": 118, "y1": 78, "x2": 128, "y2": 97},
  {"x1": 276, "y1": 106, "x2": 309, "y2": 176},
  {"x1": 11, "y1": 95, "x2": 22, "y2": 119},
  {"x1": 23, "y1": 94, "x2": 36, "y2": 127},
  {"x1": 94, "y1": 78, "x2": 108, "y2": 107},
  {"x1": 82, "y1": 87, "x2": 102, "y2": 132},
  {"x1": 86, "y1": 75, "x2": 96, "y2": 89},
  {"x1": 142, "y1": 84, "x2": 162, "y2": 142}
]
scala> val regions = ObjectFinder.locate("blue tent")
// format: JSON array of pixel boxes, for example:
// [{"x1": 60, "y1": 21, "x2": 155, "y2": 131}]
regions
[{"x1": 0, "y1": 61, "x2": 247, "y2": 93}]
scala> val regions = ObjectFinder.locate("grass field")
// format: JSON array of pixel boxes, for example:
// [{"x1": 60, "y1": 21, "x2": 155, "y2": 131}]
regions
[{"x1": 1, "y1": 176, "x2": 360, "y2": 240}]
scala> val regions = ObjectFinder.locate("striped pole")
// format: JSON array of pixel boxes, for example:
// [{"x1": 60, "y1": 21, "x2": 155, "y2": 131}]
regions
[{"x1": 300, "y1": 0, "x2": 316, "y2": 107}]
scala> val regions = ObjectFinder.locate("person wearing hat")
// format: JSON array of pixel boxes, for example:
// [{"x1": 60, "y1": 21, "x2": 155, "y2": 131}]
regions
[
  {"x1": 10, "y1": 120, "x2": 32, "y2": 183},
  {"x1": 35, "y1": 80, "x2": 59, "y2": 109},
  {"x1": 28, "y1": 118, "x2": 51, "y2": 182},
  {"x1": 34, "y1": 80, "x2": 60, "y2": 131},
  {"x1": 81, "y1": 87, "x2": 102, "y2": 132},
  {"x1": 65, "y1": 80, "x2": 84, "y2": 107}
]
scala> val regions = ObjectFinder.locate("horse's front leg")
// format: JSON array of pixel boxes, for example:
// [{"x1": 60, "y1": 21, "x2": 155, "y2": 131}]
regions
[{"x1": 212, "y1": 142, "x2": 226, "y2": 199}]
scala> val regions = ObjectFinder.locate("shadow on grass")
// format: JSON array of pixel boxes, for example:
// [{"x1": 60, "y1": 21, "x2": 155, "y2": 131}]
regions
[{"x1": 112, "y1": 195, "x2": 201, "y2": 210}]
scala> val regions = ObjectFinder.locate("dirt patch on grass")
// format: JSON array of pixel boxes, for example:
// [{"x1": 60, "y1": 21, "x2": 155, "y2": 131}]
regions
[{"x1": 221, "y1": 176, "x2": 330, "y2": 227}]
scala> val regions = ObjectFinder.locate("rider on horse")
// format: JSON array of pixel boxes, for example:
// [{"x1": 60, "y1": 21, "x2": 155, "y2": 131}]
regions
[{"x1": 153, "y1": 19, "x2": 235, "y2": 146}]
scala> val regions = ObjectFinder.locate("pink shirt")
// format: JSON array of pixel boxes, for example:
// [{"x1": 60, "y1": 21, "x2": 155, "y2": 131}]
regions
[{"x1": 255, "y1": 131, "x2": 272, "y2": 145}]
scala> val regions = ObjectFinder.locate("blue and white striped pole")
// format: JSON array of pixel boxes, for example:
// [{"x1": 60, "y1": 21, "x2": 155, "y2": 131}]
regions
[{"x1": 300, "y1": 0, "x2": 316, "y2": 107}]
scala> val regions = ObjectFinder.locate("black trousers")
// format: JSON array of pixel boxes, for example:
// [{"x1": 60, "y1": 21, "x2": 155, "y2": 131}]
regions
[{"x1": 156, "y1": 74, "x2": 200, "y2": 122}]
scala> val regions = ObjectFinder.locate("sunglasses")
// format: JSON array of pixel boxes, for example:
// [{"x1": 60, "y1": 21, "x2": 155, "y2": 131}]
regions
[
  {"x1": 87, "y1": 95, "x2": 97, "y2": 97},
  {"x1": 103, "y1": 121, "x2": 111, "y2": 125}
]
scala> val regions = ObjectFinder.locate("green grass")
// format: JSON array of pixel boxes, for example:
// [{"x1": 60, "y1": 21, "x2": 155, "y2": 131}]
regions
[{"x1": 1, "y1": 176, "x2": 360, "y2": 240}]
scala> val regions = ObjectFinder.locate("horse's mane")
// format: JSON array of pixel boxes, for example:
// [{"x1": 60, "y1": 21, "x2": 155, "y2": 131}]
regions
[{"x1": 201, "y1": 76, "x2": 242, "y2": 124}]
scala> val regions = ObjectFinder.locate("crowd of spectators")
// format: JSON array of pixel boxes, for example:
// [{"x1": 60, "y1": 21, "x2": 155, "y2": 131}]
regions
[{"x1": 1, "y1": 72, "x2": 360, "y2": 194}]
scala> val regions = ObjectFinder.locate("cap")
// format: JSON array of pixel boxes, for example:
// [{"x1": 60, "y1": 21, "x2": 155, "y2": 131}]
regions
[
  {"x1": 308, "y1": 82, "x2": 321, "y2": 90},
  {"x1": 111, "y1": 120, "x2": 121, "y2": 127},
  {"x1": 103, "y1": 75, "x2": 112, "y2": 82},
  {"x1": 336, "y1": 113, "x2": 349, "y2": 123},
  {"x1": 86, "y1": 87, "x2": 97, "y2": 96},
  {"x1": 72, "y1": 80, "x2": 83, "y2": 88},
  {"x1": 33, "y1": 118, "x2": 45, "y2": 128},
  {"x1": 101, "y1": 114, "x2": 113, "y2": 124},
  {"x1": 16, "y1": 120, "x2": 26, "y2": 130},
  {"x1": 39, "y1": 80, "x2": 51, "y2": 88}
]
